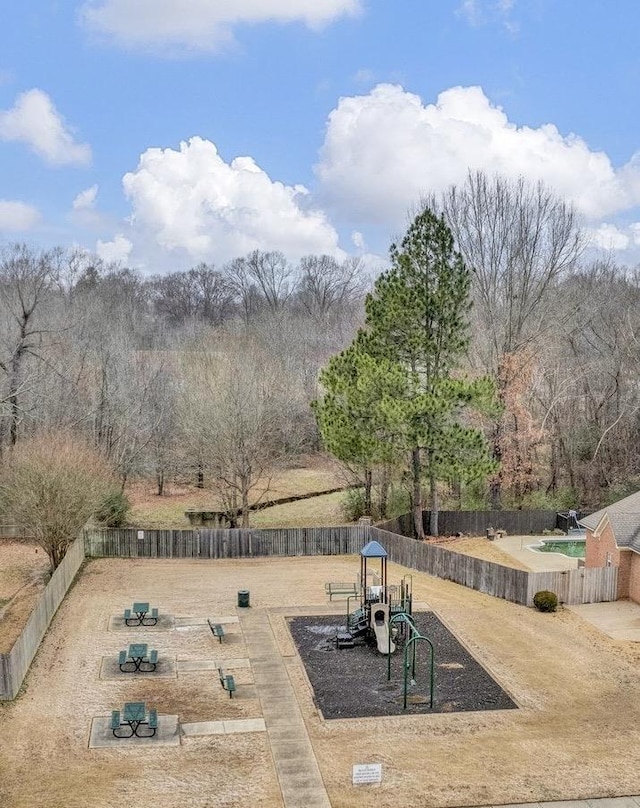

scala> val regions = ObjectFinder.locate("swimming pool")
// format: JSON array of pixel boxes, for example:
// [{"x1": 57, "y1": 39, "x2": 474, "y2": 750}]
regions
[{"x1": 529, "y1": 539, "x2": 586, "y2": 559}]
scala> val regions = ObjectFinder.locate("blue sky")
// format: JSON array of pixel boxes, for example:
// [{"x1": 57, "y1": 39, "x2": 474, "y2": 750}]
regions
[{"x1": 1, "y1": 0, "x2": 640, "y2": 272}]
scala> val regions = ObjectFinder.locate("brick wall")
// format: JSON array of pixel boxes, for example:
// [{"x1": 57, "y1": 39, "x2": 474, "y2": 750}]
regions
[{"x1": 586, "y1": 522, "x2": 635, "y2": 600}]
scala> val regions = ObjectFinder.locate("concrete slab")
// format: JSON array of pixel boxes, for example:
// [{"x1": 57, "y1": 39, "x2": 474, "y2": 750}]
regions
[
  {"x1": 231, "y1": 684, "x2": 259, "y2": 699},
  {"x1": 217, "y1": 657, "x2": 251, "y2": 669},
  {"x1": 539, "y1": 802, "x2": 592, "y2": 808},
  {"x1": 568, "y1": 600, "x2": 640, "y2": 641},
  {"x1": 180, "y1": 718, "x2": 265, "y2": 736},
  {"x1": 177, "y1": 658, "x2": 254, "y2": 676},
  {"x1": 494, "y1": 804, "x2": 543, "y2": 808},
  {"x1": 174, "y1": 615, "x2": 239, "y2": 628},
  {"x1": 89, "y1": 715, "x2": 180, "y2": 748},
  {"x1": 99, "y1": 655, "x2": 177, "y2": 680},
  {"x1": 279, "y1": 785, "x2": 331, "y2": 808},
  {"x1": 266, "y1": 726, "x2": 309, "y2": 742},
  {"x1": 587, "y1": 799, "x2": 640, "y2": 808},
  {"x1": 181, "y1": 720, "x2": 225, "y2": 737},
  {"x1": 108, "y1": 614, "x2": 175, "y2": 631},
  {"x1": 222, "y1": 718, "x2": 266, "y2": 733},
  {"x1": 177, "y1": 659, "x2": 219, "y2": 672},
  {"x1": 494, "y1": 535, "x2": 580, "y2": 572}
]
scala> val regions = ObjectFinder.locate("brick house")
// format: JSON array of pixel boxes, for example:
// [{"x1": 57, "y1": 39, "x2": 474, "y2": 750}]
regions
[{"x1": 581, "y1": 491, "x2": 640, "y2": 602}]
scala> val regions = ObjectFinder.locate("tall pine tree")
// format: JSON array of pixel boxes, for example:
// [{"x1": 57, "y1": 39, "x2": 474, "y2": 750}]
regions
[
  {"x1": 364, "y1": 206, "x2": 497, "y2": 537},
  {"x1": 312, "y1": 341, "x2": 405, "y2": 516},
  {"x1": 314, "y1": 206, "x2": 497, "y2": 537}
]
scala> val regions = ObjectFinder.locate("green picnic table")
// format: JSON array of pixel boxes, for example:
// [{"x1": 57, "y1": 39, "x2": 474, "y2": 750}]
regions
[
  {"x1": 111, "y1": 701, "x2": 158, "y2": 738},
  {"x1": 118, "y1": 643, "x2": 158, "y2": 673},
  {"x1": 124, "y1": 602, "x2": 158, "y2": 626}
]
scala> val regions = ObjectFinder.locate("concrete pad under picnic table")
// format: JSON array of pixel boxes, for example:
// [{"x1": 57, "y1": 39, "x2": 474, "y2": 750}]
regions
[
  {"x1": 89, "y1": 715, "x2": 180, "y2": 748},
  {"x1": 99, "y1": 655, "x2": 177, "y2": 680},
  {"x1": 108, "y1": 614, "x2": 175, "y2": 631}
]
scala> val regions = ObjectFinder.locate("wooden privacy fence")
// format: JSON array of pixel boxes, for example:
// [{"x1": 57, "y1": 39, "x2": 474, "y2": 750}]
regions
[
  {"x1": 526, "y1": 567, "x2": 618, "y2": 606},
  {"x1": 84, "y1": 524, "x2": 369, "y2": 559},
  {"x1": 370, "y1": 527, "x2": 618, "y2": 607},
  {"x1": 0, "y1": 537, "x2": 85, "y2": 700},
  {"x1": 1, "y1": 519, "x2": 617, "y2": 701},
  {"x1": 378, "y1": 510, "x2": 559, "y2": 538}
]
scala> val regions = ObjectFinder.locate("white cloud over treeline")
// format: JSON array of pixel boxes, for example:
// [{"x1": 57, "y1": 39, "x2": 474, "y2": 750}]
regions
[
  {"x1": 106, "y1": 83, "x2": 640, "y2": 267},
  {"x1": 122, "y1": 137, "x2": 341, "y2": 263},
  {"x1": 316, "y1": 83, "x2": 640, "y2": 226}
]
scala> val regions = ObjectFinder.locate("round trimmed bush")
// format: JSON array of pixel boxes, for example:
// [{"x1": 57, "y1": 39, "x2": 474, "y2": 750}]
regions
[{"x1": 533, "y1": 590, "x2": 558, "y2": 612}]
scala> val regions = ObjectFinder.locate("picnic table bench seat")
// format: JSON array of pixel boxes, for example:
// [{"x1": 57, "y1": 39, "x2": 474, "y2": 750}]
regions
[
  {"x1": 118, "y1": 650, "x2": 127, "y2": 666},
  {"x1": 148, "y1": 708, "x2": 158, "y2": 730},
  {"x1": 148, "y1": 649, "x2": 158, "y2": 665},
  {"x1": 207, "y1": 620, "x2": 225, "y2": 642},
  {"x1": 110, "y1": 710, "x2": 121, "y2": 730},
  {"x1": 218, "y1": 666, "x2": 236, "y2": 698},
  {"x1": 325, "y1": 581, "x2": 359, "y2": 600}
]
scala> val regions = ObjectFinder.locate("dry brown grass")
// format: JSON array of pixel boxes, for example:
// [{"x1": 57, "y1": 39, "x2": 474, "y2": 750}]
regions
[
  {"x1": 126, "y1": 454, "x2": 349, "y2": 529},
  {"x1": 3, "y1": 555, "x2": 640, "y2": 807}
]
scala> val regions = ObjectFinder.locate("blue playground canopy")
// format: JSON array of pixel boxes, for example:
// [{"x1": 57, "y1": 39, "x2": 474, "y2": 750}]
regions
[{"x1": 359, "y1": 540, "x2": 387, "y2": 558}]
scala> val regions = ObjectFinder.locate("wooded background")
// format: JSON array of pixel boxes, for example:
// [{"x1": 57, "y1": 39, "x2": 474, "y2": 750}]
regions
[{"x1": 1, "y1": 174, "x2": 638, "y2": 515}]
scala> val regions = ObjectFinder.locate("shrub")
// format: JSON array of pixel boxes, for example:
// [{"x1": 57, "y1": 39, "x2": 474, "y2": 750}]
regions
[
  {"x1": 533, "y1": 590, "x2": 558, "y2": 612},
  {"x1": 341, "y1": 484, "x2": 411, "y2": 523},
  {"x1": 95, "y1": 489, "x2": 131, "y2": 528},
  {"x1": 341, "y1": 487, "x2": 367, "y2": 522}
]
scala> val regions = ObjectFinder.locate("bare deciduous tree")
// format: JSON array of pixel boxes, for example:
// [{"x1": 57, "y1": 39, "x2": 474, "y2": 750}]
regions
[
  {"x1": 0, "y1": 432, "x2": 113, "y2": 569},
  {"x1": 295, "y1": 255, "x2": 366, "y2": 320},
  {"x1": 433, "y1": 172, "x2": 584, "y2": 507},
  {"x1": 0, "y1": 244, "x2": 61, "y2": 450}
]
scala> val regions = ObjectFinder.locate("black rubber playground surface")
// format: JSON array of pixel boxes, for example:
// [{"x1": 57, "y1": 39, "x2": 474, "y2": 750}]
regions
[{"x1": 288, "y1": 611, "x2": 517, "y2": 719}]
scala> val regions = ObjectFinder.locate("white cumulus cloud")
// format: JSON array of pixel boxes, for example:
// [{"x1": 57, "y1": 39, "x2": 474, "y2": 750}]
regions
[
  {"x1": 0, "y1": 200, "x2": 40, "y2": 231},
  {"x1": 589, "y1": 223, "x2": 630, "y2": 251},
  {"x1": 316, "y1": 83, "x2": 640, "y2": 226},
  {"x1": 73, "y1": 185, "x2": 98, "y2": 210},
  {"x1": 122, "y1": 136, "x2": 341, "y2": 263},
  {"x1": 0, "y1": 89, "x2": 91, "y2": 167},
  {"x1": 96, "y1": 234, "x2": 133, "y2": 264},
  {"x1": 81, "y1": 0, "x2": 361, "y2": 53}
]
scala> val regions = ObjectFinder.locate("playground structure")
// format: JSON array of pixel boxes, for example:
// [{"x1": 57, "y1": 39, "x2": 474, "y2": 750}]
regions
[
  {"x1": 335, "y1": 540, "x2": 413, "y2": 652},
  {"x1": 333, "y1": 540, "x2": 435, "y2": 710}
]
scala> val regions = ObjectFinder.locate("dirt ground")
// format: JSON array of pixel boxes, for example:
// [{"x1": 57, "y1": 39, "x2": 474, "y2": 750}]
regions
[
  {"x1": 0, "y1": 540, "x2": 51, "y2": 652},
  {"x1": 3, "y1": 554, "x2": 640, "y2": 808}
]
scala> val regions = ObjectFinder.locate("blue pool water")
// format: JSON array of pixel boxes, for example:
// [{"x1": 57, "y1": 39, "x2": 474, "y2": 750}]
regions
[{"x1": 531, "y1": 539, "x2": 585, "y2": 559}]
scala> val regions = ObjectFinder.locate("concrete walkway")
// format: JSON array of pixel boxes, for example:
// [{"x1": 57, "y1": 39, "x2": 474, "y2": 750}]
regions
[
  {"x1": 494, "y1": 535, "x2": 580, "y2": 571},
  {"x1": 491, "y1": 798, "x2": 640, "y2": 808},
  {"x1": 238, "y1": 608, "x2": 331, "y2": 808},
  {"x1": 568, "y1": 599, "x2": 640, "y2": 641}
]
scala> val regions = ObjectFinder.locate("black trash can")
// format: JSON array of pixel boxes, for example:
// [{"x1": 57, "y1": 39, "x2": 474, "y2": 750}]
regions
[{"x1": 237, "y1": 589, "x2": 250, "y2": 608}]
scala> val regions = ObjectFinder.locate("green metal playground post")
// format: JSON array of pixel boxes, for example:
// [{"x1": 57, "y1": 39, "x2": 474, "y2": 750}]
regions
[
  {"x1": 403, "y1": 634, "x2": 435, "y2": 710},
  {"x1": 388, "y1": 612, "x2": 418, "y2": 680}
]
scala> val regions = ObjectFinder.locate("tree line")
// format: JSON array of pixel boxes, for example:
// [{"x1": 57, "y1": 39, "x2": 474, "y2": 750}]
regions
[{"x1": 0, "y1": 171, "x2": 639, "y2": 551}]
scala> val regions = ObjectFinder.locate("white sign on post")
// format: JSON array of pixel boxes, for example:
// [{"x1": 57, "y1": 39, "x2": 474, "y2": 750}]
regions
[
  {"x1": 137, "y1": 530, "x2": 144, "y2": 540},
  {"x1": 352, "y1": 763, "x2": 382, "y2": 785}
]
